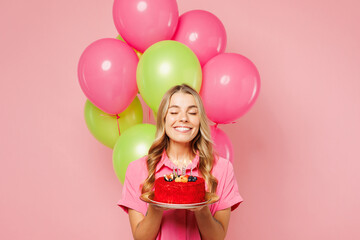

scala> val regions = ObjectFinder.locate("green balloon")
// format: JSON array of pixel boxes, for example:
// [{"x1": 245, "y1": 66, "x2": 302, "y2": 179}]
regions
[
  {"x1": 137, "y1": 40, "x2": 202, "y2": 112},
  {"x1": 112, "y1": 124, "x2": 156, "y2": 183},
  {"x1": 116, "y1": 35, "x2": 125, "y2": 42},
  {"x1": 84, "y1": 96, "x2": 143, "y2": 148}
]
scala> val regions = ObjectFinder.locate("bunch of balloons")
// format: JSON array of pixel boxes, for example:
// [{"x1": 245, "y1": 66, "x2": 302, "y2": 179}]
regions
[{"x1": 78, "y1": 0, "x2": 260, "y2": 183}]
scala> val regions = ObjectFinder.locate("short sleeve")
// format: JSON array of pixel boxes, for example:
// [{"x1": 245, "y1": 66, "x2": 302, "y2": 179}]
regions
[
  {"x1": 213, "y1": 159, "x2": 243, "y2": 212},
  {"x1": 117, "y1": 161, "x2": 148, "y2": 216}
]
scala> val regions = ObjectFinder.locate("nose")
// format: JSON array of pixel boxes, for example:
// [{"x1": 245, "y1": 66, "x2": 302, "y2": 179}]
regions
[{"x1": 179, "y1": 111, "x2": 188, "y2": 122}]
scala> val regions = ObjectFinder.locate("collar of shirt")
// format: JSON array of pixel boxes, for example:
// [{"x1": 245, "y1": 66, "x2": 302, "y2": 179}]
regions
[{"x1": 155, "y1": 149, "x2": 200, "y2": 173}]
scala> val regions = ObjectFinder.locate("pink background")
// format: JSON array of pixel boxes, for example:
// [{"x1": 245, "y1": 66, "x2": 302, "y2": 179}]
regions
[{"x1": 1, "y1": 0, "x2": 360, "y2": 239}]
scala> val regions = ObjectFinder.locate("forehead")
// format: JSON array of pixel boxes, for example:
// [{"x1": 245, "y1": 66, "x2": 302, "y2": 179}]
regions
[{"x1": 168, "y1": 92, "x2": 197, "y2": 108}]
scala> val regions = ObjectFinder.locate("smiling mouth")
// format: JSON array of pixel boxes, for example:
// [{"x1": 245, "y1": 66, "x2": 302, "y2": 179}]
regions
[{"x1": 174, "y1": 126, "x2": 192, "y2": 133}]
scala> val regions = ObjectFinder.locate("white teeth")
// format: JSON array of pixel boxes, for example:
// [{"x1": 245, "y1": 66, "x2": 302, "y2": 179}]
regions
[{"x1": 175, "y1": 127, "x2": 191, "y2": 132}]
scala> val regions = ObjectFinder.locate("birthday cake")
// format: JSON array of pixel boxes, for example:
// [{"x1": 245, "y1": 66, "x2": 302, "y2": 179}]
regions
[{"x1": 154, "y1": 174, "x2": 206, "y2": 204}]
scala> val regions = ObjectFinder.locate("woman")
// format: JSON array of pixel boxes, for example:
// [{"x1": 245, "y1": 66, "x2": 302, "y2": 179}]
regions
[{"x1": 118, "y1": 84, "x2": 243, "y2": 240}]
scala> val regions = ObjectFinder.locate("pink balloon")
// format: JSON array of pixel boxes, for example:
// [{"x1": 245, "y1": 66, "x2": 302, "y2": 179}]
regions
[
  {"x1": 200, "y1": 53, "x2": 261, "y2": 124},
  {"x1": 78, "y1": 38, "x2": 139, "y2": 115},
  {"x1": 173, "y1": 10, "x2": 226, "y2": 66},
  {"x1": 210, "y1": 125, "x2": 233, "y2": 163},
  {"x1": 113, "y1": 0, "x2": 179, "y2": 53}
]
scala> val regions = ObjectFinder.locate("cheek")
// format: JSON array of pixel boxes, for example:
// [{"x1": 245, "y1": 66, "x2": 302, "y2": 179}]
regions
[
  {"x1": 192, "y1": 118, "x2": 201, "y2": 128},
  {"x1": 164, "y1": 122, "x2": 172, "y2": 137},
  {"x1": 165, "y1": 116, "x2": 175, "y2": 126},
  {"x1": 194, "y1": 125, "x2": 200, "y2": 134},
  {"x1": 165, "y1": 116, "x2": 176, "y2": 132},
  {"x1": 191, "y1": 122, "x2": 200, "y2": 136}
]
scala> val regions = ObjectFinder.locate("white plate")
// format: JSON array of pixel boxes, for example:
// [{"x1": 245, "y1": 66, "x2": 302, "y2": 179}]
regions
[{"x1": 140, "y1": 192, "x2": 219, "y2": 209}]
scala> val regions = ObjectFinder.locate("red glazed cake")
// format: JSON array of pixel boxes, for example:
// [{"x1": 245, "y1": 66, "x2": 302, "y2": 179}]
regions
[{"x1": 154, "y1": 176, "x2": 205, "y2": 204}]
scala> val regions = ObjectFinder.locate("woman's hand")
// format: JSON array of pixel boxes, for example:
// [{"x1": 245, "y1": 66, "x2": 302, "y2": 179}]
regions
[
  {"x1": 188, "y1": 205, "x2": 207, "y2": 212},
  {"x1": 193, "y1": 207, "x2": 231, "y2": 240},
  {"x1": 129, "y1": 204, "x2": 166, "y2": 240},
  {"x1": 150, "y1": 204, "x2": 170, "y2": 212}
]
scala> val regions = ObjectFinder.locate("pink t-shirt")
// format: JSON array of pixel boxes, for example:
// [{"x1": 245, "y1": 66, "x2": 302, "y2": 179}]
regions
[{"x1": 118, "y1": 151, "x2": 243, "y2": 240}]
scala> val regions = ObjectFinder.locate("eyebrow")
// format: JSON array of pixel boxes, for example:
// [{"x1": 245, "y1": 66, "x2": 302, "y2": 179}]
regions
[{"x1": 168, "y1": 105, "x2": 198, "y2": 109}]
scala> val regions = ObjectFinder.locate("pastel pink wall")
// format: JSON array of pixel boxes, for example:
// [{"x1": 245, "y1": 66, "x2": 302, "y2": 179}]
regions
[{"x1": 1, "y1": 0, "x2": 359, "y2": 239}]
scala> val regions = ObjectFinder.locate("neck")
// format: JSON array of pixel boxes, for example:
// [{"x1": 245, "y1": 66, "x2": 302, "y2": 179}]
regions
[{"x1": 167, "y1": 141, "x2": 194, "y2": 163}]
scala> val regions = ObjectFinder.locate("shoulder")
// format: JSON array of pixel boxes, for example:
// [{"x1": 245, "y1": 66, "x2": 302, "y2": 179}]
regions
[
  {"x1": 212, "y1": 155, "x2": 234, "y2": 177},
  {"x1": 125, "y1": 156, "x2": 149, "y2": 181},
  {"x1": 128, "y1": 155, "x2": 148, "y2": 169}
]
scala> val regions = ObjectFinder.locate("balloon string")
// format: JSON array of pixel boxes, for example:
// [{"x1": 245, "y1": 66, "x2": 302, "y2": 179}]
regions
[
  {"x1": 116, "y1": 114, "x2": 121, "y2": 136},
  {"x1": 99, "y1": 113, "x2": 121, "y2": 136},
  {"x1": 213, "y1": 121, "x2": 237, "y2": 128}
]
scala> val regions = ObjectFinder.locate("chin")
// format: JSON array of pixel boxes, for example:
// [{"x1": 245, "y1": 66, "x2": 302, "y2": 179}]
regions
[
  {"x1": 175, "y1": 139, "x2": 192, "y2": 144},
  {"x1": 173, "y1": 136, "x2": 197, "y2": 144}
]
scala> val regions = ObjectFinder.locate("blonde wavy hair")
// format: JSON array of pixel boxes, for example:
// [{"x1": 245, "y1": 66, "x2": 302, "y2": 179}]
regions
[{"x1": 141, "y1": 84, "x2": 218, "y2": 194}]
